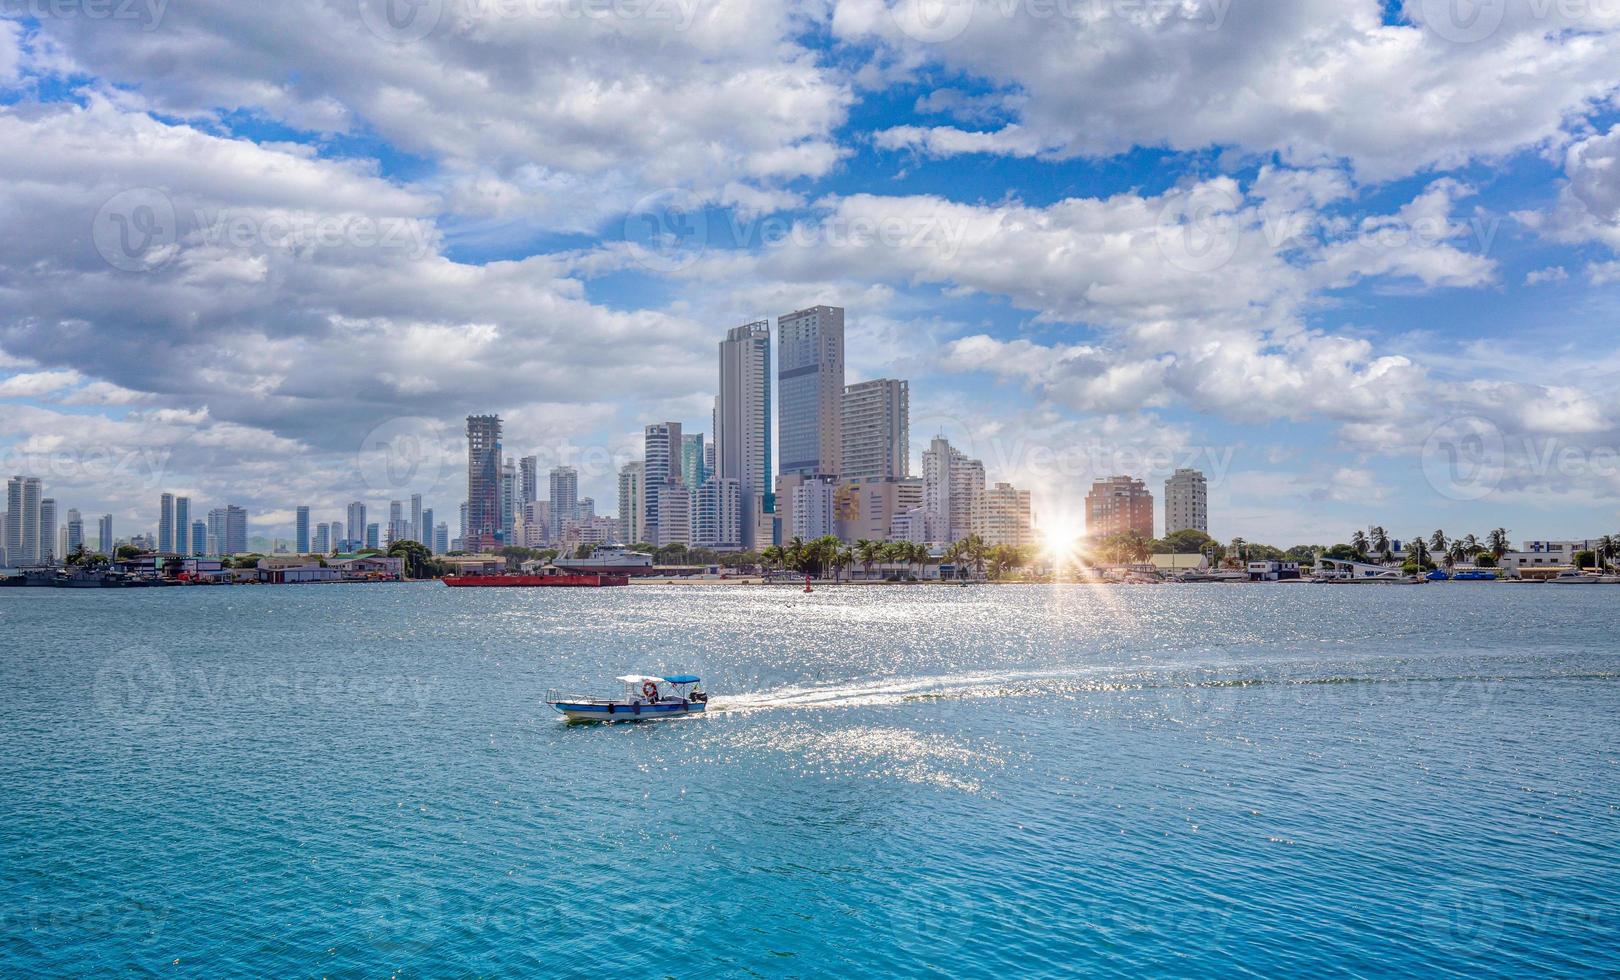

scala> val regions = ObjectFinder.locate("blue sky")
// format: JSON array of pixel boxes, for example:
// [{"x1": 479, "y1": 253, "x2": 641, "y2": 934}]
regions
[{"x1": 2, "y1": 0, "x2": 1620, "y2": 548}]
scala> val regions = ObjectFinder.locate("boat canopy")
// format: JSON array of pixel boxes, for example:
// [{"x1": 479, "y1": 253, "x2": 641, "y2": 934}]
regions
[
  {"x1": 616, "y1": 674, "x2": 664, "y2": 685},
  {"x1": 662, "y1": 675, "x2": 700, "y2": 685}
]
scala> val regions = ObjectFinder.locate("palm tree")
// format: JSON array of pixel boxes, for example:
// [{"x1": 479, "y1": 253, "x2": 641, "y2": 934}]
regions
[
  {"x1": 1487, "y1": 528, "x2": 1510, "y2": 561},
  {"x1": 1447, "y1": 542, "x2": 1466, "y2": 569},
  {"x1": 1599, "y1": 535, "x2": 1617, "y2": 572},
  {"x1": 1369, "y1": 526, "x2": 1391, "y2": 563},
  {"x1": 1407, "y1": 537, "x2": 1430, "y2": 569},
  {"x1": 761, "y1": 545, "x2": 784, "y2": 573},
  {"x1": 1461, "y1": 533, "x2": 1482, "y2": 558},
  {"x1": 1230, "y1": 536, "x2": 1248, "y2": 564},
  {"x1": 1429, "y1": 530, "x2": 1447, "y2": 554},
  {"x1": 1350, "y1": 530, "x2": 1369, "y2": 559},
  {"x1": 855, "y1": 539, "x2": 880, "y2": 581},
  {"x1": 963, "y1": 534, "x2": 989, "y2": 579}
]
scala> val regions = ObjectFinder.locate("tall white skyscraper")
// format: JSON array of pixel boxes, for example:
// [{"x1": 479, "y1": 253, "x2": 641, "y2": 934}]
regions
[
  {"x1": 716, "y1": 321, "x2": 772, "y2": 549},
  {"x1": 841, "y1": 379, "x2": 909, "y2": 482},
  {"x1": 922, "y1": 436, "x2": 985, "y2": 546},
  {"x1": 549, "y1": 466, "x2": 579, "y2": 535},
  {"x1": 6, "y1": 476, "x2": 42, "y2": 565},
  {"x1": 158, "y1": 492, "x2": 175, "y2": 554},
  {"x1": 39, "y1": 498, "x2": 57, "y2": 563},
  {"x1": 618, "y1": 461, "x2": 645, "y2": 545},
  {"x1": 693, "y1": 477, "x2": 741, "y2": 551},
  {"x1": 643, "y1": 422, "x2": 682, "y2": 546},
  {"x1": 1164, "y1": 468, "x2": 1209, "y2": 535},
  {"x1": 346, "y1": 501, "x2": 367, "y2": 549},
  {"x1": 777, "y1": 305, "x2": 844, "y2": 478}
]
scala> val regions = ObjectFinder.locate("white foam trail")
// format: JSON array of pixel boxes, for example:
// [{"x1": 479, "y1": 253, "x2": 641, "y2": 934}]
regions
[{"x1": 719, "y1": 666, "x2": 1090, "y2": 713}]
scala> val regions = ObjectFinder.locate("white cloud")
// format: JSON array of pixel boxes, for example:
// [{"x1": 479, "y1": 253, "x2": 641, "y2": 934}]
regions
[{"x1": 1525, "y1": 266, "x2": 1569, "y2": 285}]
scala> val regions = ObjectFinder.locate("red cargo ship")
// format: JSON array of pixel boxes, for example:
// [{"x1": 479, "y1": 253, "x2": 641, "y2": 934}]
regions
[{"x1": 442, "y1": 572, "x2": 630, "y2": 588}]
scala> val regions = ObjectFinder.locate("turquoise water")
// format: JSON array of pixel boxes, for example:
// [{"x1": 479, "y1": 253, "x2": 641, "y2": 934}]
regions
[{"x1": 2, "y1": 583, "x2": 1616, "y2": 976}]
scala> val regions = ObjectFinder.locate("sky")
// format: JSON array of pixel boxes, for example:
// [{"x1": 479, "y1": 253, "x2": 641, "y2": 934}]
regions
[{"x1": 2, "y1": 0, "x2": 1620, "y2": 549}]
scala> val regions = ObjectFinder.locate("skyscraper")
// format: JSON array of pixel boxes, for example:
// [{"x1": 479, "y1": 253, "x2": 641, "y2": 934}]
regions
[
  {"x1": 466, "y1": 414, "x2": 503, "y2": 553},
  {"x1": 643, "y1": 422, "x2": 682, "y2": 546},
  {"x1": 175, "y1": 496, "x2": 191, "y2": 556},
  {"x1": 6, "y1": 476, "x2": 42, "y2": 565},
  {"x1": 841, "y1": 379, "x2": 909, "y2": 482},
  {"x1": 716, "y1": 320, "x2": 772, "y2": 549},
  {"x1": 366, "y1": 523, "x2": 380, "y2": 550},
  {"x1": 208, "y1": 505, "x2": 248, "y2": 555},
  {"x1": 1086, "y1": 476, "x2": 1155, "y2": 540},
  {"x1": 501, "y1": 457, "x2": 517, "y2": 544},
  {"x1": 421, "y1": 508, "x2": 434, "y2": 549},
  {"x1": 693, "y1": 477, "x2": 742, "y2": 551},
  {"x1": 681, "y1": 433, "x2": 709, "y2": 490},
  {"x1": 971, "y1": 483, "x2": 1034, "y2": 548},
  {"x1": 192, "y1": 521, "x2": 208, "y2": 557},
  {"x1": 296, "y1": 505, "x2": 311, "y2": 554},
  {"x1": 433, "y1": 522, "x2": 449, "y2": 555},
  {"x1": 346, "y1": 501, "x2": 367, "y2": 550},
  {"x1": 777, "y1": 305, "x2": 844, "y2": 477},
  {"x1": 519, "y1": 456, "x2": 538, "y2": 509},
  {"x1": 66, "y1": 509, "x2": 84, "y2": 554},
  {"x1": 922, "y1": 436, "x2": 985, "y2": 546},
  {"x1": 549, "y1": 465, "x2": 579, "y2": 536},
  {"x1": 313, "y1": 522, "x2": 329, "y2": 555},
  {"x1": 618, "y1": 461, "x2": 645, "y2": 545},
  {"x1": 158, "y1": 492, "x2": 175, "y2": 554},
  {"x1": 410, "y1": 494, "x2": 423, "y2": 543},
  {"x1": 98, "y1": 514, "x2": 114, "y2": 556},
  {"x1": 39, "y1": 498, "x2": 57, "y2": 563},
  {"x1": 1164, "y1": 468, "x2": 1209, "y2": 535}
]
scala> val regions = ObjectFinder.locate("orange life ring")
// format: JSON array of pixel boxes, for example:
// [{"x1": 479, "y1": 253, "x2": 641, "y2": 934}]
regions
[{"x1": 642, "y1": 681, "x2": 659, "y2": 699}]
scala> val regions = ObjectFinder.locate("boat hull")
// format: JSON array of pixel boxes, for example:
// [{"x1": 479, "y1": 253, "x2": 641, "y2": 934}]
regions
[{"x1": 549, "y1": 700, "x2": 708, "y2": 723}]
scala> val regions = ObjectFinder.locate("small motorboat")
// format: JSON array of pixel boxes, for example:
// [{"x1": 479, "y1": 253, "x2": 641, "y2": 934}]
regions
[
  {"x1": 1548, "y1": 570, "x2": 1601, "y2": 585},
  {"x1": 546, "y1": 674, "x2": 709, "y2": 723}
]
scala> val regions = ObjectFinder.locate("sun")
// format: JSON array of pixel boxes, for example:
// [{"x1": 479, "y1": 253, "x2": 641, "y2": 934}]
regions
[{"x1": 1041, "y1": 519, "x2": 1084, "y2": 563}]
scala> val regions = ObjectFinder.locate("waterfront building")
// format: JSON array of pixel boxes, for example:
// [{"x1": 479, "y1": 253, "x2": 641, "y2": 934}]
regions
[
  {"x1": 716, "y1": 320, "x2": 773, "y2": 550},
  {"x1": 889, "y1": 506, "x2": 929, "y2": 544},
  {"x1": 922, "y1": 436, "x2": 985, "y2": 546},
  {"x1": 501, "y1": 457, "x2": 517, "y2": 544},
  {"x1": 682, "y1": 433, "x2": 709, "y2": 490},
  {"x1": 421, "y1": 508, "x2": 434, "y2": 548},
  {"x1": 366, "y1": 523, "x2": 380, "y2": 551},
  {"x1": 5, "y1": 477, "x2": 43, "y2": 565},
  {"x1": 971, "y1": 482, "x2": 1035, "y2": 548},
  {"x1": 207, "y1": 505, "x2": 249, "y2": 556},
  {"x1": 175, "y1": 496, "x2": 191, "y2": 556},
  {"x1": 550, "y1": 465, "x2": 579, "y2": 536},
  {"x1": 158, "y1": 492, "x2": 175, "y2": 554},
  {"x1": 39, "y1": 498, "x2": 57, "y2": 563},
  {"x1": 313, "y1": 523, "x2": 329, "y2": 555},
  {"x1": 653, "y1": 482, "x2": 692, "y2": 547},
  {"x1": 66, "y1": 509, "x2": 83, "y2": 554},
  {"x1": 410, "y1": 494, "x2": 423, "y2": 543},
  {"x1": 1164, "y1": 468, "x2": 1208, "y2": 535},
  {"x1": 693, "y1": 478, "x2": 742, "y2": 551},
  {"x1": 644, "y1": 422, "x2": 683, "y2": 546},
  {"x1": 98, "y1": 514, "x2": 114, "y2": 556},
  {"x1": 841, "y1": 379, "x2": 909, "y2": 482},
  {"x1": 1086, "y1": 476, "x2": 1154, "y2": 540},
  {"x1": 520, "y1": 456, "x2": 538, "y2": 509},
  {"x1": 618, "y1": 461, "x2": 645, "y2": 545},
  {"x1": 192, "y1": 521, "x2": 208, "y2": 556},
  {"x1": 834, "y1": 477, "x2": 924, "y2": 544},
  {"x1": 433, "y1": 522, "x2": 449, "y2": 555},
  {"x1": 346, "y1": 501, "x2": 367, "y2": 549},
  {"x1": 466, "y1": 414, "x2": 503, "y2": 552},
  {"x1": 791, "y1": 475, "x2": 840, "y2": 541},
  {"x1": 778, "y1": 305, "x2": 844, "y2": 478},
  {"x1": 295, "y1": 505, "x2": 310, "y2": 554}
]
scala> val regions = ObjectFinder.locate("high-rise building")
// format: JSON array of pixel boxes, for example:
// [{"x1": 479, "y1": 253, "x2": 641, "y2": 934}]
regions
[
  {"x1": 313, "y1": 522, "x2": 330, "y2": 555},
  {"x1": 716, "y1": 320, "x2": 773, "y2": 550},
  {"x1": 39, "y1": 498, "x2": 57, "y2": 563},
  {"x1": 208, "y1": 505, "x2": 248, "y2": 555},
  {"x1": 643, "y1": 422, "x2": 683, "y2": 546},
  {"x1": 1164, "y1": 468, "x2": 1209, "y2": 535},
  {"x1": 653, "y1": 484, "x2": 692, "y2": 548},
  {"x1": 922, "y1": 436, "x2": 985, "y2": 545},
  {"x1": 1086, "y1": 476, "x2": 1154, "y2": 540},
  {"x1": 778, "y1": 305, "x2": 844, "y2": 477},
  {"x1": 433, "y1": 523, "x2": 449, "y2": 554},
  {"x1": 693, "y1": 478, "x2": 742, "y2": 551},
  {"x1": 549, "y1": 465, "x2": 579, "y2": 536},
  {"x1": 519, "y1": 456, "x2": 539, "y2": 510},
  {"x1": 501, "y1": 457, "x2": 517, "y2": 545},
  {"x1": 366, "y1": 523, "x2": 380, "y2": 551},
  {"x1": 410, "y1": 494, "x2": 423, "y2": 543},
  {"x1": 421, "y1": 508, "x2": 434, "y2": 548},
  {"x1": 833, "y1": 477, "x2": 924, "y2": 544},
  {"x1": 971, "y1": 483, "x2": 1035, "y2": 548},
  {"x1": 175, "y1": 496, "x2": 191, "y2": 556},
  {"x1": 466, "y1": 414, "x2": 503, "y2": 553},
  {"x1": 346, "y1": 501, "x2": 367, "y2": 550},
  {"x1": 98, "y1": 514, "x2": 114, "y2": 557},
  {"x1": 8, "y1": 476, "x2": 42, "y2": 564},
  {"x1": 66, "y1": 509, "x2": 84, "y2": 555},
  {"x1": 681, "y1": 434, "x2": 709, "y2": 490},
  {"x1": 841, "y1": 379, "x2": 909, "y2": 482},
  {"x1": 295, "y1": 505, "x2": 311, "y2": 554},
  {"x1": 158, "y1": 492, "x2": 175, "y2": 554},
  {"x1": 618, "y1": 461, "x2": 645, "y2": 545},
  {"x1": 791, "y1": 475, "x2": 840, "y2": 541},
  {"x1": 192, "y1": 521, "x2": 208, "y2": 557}
]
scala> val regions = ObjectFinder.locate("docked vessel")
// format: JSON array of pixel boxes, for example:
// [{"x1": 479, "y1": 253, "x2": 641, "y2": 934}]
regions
[
  {"x1": 443, "y1": 569, "x2": 629, "y2": 587},
  {"x1": 547, "y1": 675, "x2": 708, "y2": 722},
  {"x1": 551, "y1": 545, "x2": 656, "y2": 577},
  {"x1": 1548, "y1": 570, "x2": 1601, "y2": 585}
]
